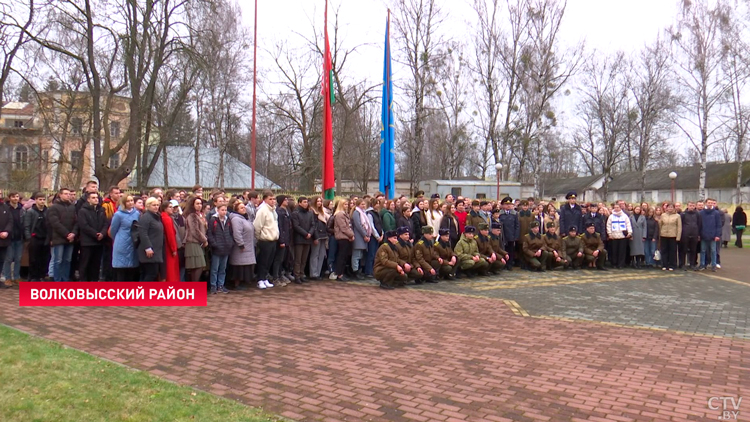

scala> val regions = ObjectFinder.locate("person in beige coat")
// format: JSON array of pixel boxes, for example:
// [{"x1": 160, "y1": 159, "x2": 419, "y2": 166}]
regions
[{"x1": 658, "y1": 203, "x2": 682, "y2": 271}]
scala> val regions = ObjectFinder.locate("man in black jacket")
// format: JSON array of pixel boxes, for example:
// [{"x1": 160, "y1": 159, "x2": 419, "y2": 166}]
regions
[
  {"x1": 272, "y1": 195, "x2": 293, "y2": 285},
  {"x1": 559, "y1": 191, "x2": 583, "y2": 236},
  {"x1": 77, "y1": 192, "x2": 109, "y2": 281},
  {"x1": 23, "y1": 192, "x2": 51, "y2": 281},
  {"x1": 0, "y1": 198, "x2": 12, "y2": 288},
  {"x1": 365, "y1": 198, "x2": 384, "y2": 278},
  {"x1": 2, "y1": 192, "x2": 24, "y2": 285},
  {"x1": 498, "y1": 197, "x2": 519, "y2": 270},
  {"x1": 681, "y1": 202, "x2": 702, "y2": 270},
  {"x1": 207, "y1": 204, "x2": 233, "y2": 294},
  {"x1": 582, "y1": 203, "x2": 607, "y2": 241},
  {"x1": 48, "y1": 188, "x2": 78, "y2": 282},
  {"x1": 291, "y1": 196, "x2": 315, "y2": 283}
]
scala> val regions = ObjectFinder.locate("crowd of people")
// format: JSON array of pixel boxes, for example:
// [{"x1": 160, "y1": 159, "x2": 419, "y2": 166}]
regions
[{"x1": 0, "y1": 182, "x2": 746, "y2": 291}]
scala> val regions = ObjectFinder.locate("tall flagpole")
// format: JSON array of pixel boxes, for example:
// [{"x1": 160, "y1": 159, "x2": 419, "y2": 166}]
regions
[
  {"x1": 385, "y1": 8, "x2": 390, "y2": 201},
  {"x1": 322, "y1": 0, "x2": 328, "y2": 194},
  {"x1": 251, "y1": 0, "x2": 258, "y2": 190}
]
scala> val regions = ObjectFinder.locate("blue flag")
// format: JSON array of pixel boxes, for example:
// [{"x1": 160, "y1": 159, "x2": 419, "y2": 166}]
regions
[{"x1": 379, "y1": 12, "x2": 396, "y2": 199}]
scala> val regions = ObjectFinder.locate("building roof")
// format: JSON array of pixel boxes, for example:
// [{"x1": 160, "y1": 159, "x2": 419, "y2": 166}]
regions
[
  {"x1": 424, "y1": 179, "x2": 521, "y2": 187},
  {"x1": 541, "y1": 174, "x2": 604, "y2": 195},
  {"x1": 139, "y1": 146, "x2": 281, "y2": 190},
  {"x1": 607, "y1": 161, "x2": 750, "y2": 191},
  {"x1": 1, "y1": 101, "x2": 34, "y2": 116}
]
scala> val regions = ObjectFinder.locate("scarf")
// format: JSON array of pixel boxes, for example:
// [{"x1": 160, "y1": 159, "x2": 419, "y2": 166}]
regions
[{"x1": 356, "y1": 207, "x2": 371, "y2": 236}]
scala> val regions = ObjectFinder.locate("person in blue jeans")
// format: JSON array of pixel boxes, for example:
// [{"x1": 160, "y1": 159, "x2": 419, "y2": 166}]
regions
[
  {"x1": 207, "y1": 204, "x2": 233, "y2": 294},
  {"x1": 47, "y1": 188, "x2": 78, "y2": 282},
  {"x1": 2, "y1": 192, "x2": 24, "y2": 284},
  {"x1": 699, "y1": 198, "x2": 723, "y2": 272},
  {"x1": 644, "y1": 208, "x2": 659, "y2": 267}
]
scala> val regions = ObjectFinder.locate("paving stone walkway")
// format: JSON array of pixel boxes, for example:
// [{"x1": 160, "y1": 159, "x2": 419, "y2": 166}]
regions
[{"x1": 2, "y1": 267, "x2": 749, "y2": 422}]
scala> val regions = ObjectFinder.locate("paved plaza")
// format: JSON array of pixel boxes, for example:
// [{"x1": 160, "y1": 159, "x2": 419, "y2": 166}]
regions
[{"x1": 1, "y1": 249, "x2": 748, "y2": 421}]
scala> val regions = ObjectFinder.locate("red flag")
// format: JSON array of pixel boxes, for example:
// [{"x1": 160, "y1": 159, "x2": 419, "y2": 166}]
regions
[{"x1": 321, "y1": 0, "x2": 335, "y2": 199}]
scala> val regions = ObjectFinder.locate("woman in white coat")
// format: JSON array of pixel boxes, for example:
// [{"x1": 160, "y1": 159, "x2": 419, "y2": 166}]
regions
[{"x1": 606, "y1": 203, "x2": 633, "y2": 269}]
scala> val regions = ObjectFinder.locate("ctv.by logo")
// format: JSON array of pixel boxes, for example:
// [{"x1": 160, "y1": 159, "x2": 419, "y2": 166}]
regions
[{"x1": 709, "y1": 397, "x2": 742, "y2": 420}]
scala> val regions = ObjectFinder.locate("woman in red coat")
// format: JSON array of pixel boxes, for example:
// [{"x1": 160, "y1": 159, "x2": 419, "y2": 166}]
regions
[{"x1": 160, "y1": 200, "x2": 180, "y2": 282}]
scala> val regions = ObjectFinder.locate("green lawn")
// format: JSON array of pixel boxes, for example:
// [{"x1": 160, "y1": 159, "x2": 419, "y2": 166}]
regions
[{"x1": 0, "y1": 325, "x2": 286, "y2": 422}]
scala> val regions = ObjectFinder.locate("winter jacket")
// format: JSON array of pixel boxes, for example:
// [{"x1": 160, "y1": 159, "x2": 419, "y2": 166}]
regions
[
  {"x1": 313, "y1": 209, "x2": 329, "y2": 240},
  {"x1": 229, "y1": 212, "x2": 256, "y2": 266},
  {"x1": 253, "y1": 202, "x2": 279, "y2": 242},
  {"x1": 352, "y1": 209, "x2": 372, "y2": 250},
  {"x1": 645, "y1": 216, "x2": 659, "y2": 241},
  {"x1": 454, "y1": 211, "x2": 468, "y2": 234},
  {"x1": 582, "y1": 232, "x2": 605, "y2": 255},
  {"x1": 110, "y1": 208, "x2": 140, "y2": 268},
  {"x1": 7, "y1": 203, "x2": 24, "y2": 241},
  {"x1": 207, "y1": 214, "x2": 233, "y2": 256},
  {"x1": 380, "y1": 209, "x2": 396, "y2": 232},
  {"x1": 517, "y1": 210, "x2": 534, "y2": 241},
  {"x1": 454, "y1": 234, "x2": 481, "y2": 268},
  {"x1": 47, "y1": 198, "x2": 78, "y2": 247},
  {"x1": 582, "y1": 212, "x2": 606, "y2": 240},
  {"x1": 521, "y1": 231, "x2": 545, "y2": 258},
  {"x1": 137, "y1": 211, "x2": 165, "y2": 264},
  {"x1": 659, "y1": 212, "x2": 682, "y2": 240},
  {"x1": 0, "y1": 202, "x2": 13, "y2": 247},
  {"x1": 681, "y1": 210, "x2": 702, "y2": 238},
  {"x1": 396, "y1": 213, "x2": 414, "y2": 241},
  {"x1": 101, "y1": 197, "x2": 118, "y2": 220},
  {"x1": 276, "y1": 206, "x2": 292, "y2": 245},
  {"x1": 559, "y1": 203, "x2": 584, "y2": 235},
  {"x1": 439, "y1": 214, "x2": 460, "y2": 246},
  {"x1": 606, "y1": 211, "x2": 632, "y2": 240},
  {"x1": 374, "y1": 242, "x2": 402, "y2": 273},
  {"x1": 699, "y1": 208, "x2": 722, "y2": 240},
  {"x1": 411, "y1": 210, "x2": 427, "y2": 241},
  {"x1": 77, "y1": 202, "x2": 109, "y2": 247},
  {"x1": 23, "y1": 204, "x2": 48, "y2": 241},
  {"x1": 722, "y1": 211, "x2": 732, "y2": 242},
  {"x1": 732, "y1": 210, "x2": 747, "y2": 229},
  {"x1": 425, "y1": 210, "x2": 443, "y2": 235},
  {"x1": 333, "y1": 211, "x2": 354, "y2": 241},
  {"x1": 629, "y1": 213, "x2": 646, "y2": 256},
  {"x1": 291, "y1": 206, "x2": 316, "y2": 245},
  {"x1": 367, "y1": 208, "x2": 384, "y2": 241},
  {"x1": 498, "y1": 209, "x2": 520, "y2": 242}
]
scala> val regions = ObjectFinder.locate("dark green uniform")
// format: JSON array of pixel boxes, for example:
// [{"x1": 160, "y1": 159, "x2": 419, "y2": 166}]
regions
[
  {"x1": 561, "y1": 235, "x2": 585, "y2": 269},
  {"x1": 542, "y1": 233, "x2": 566, "y2": 270},
  {"x1": 522, "y1": 231, "x2": 551, "y2": 270},
  {"x1": 395, "y1": 239, "x2": 423, "y2": 281},
  {"x1": 454, "y1": 234, "x2": 489, "y2": 276},
  {"x1": 374, "y1": 243, "x2": 408, "y2": 287},
  {"x1": 582, "y1": 232, "x2": 608, "y2": 269},
  {"x1": 414, "y1": 238, "x2": 441, "y2": 282},
  {"x1": 434, "y1": 239, "x2": 457, "y2": 278},
  {"x1": 477, "y1": 233, "x2": 504, "y2": 274}
]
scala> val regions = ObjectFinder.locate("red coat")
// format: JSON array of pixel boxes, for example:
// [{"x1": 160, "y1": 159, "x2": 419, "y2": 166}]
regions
[
  {"x1": 161, "y1": 212, "x2": 180, "y2": 282},
  {"x1": 454, "y1": 211, "x2": 468, "y2": 234}
]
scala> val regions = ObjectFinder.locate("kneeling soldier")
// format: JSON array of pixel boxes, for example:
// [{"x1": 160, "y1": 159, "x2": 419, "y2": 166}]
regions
[
  {"x1": 489, "y1": 222, "x2": 510, "y2": 272},
  {"x1": 455, "y1": 226, "x2": 490, "y2": 277},
  {"x1": 542, "y1": 222, "x2": 565, "y2": 270},
  {"x1": 522, "y1": 221, "x2": 550, "y2": 271},
  {"x1": 374, "y1": 230, "x2": 409, "y2": 289},
  {"x1": 582, "y1": 222, "x2": 608, "y2": 271},
  {"x1": 396, "y1": 226, "x2": 425, "y2": 282},
  {"x1": 561, "y1": 226, "x2": 584, "y2": 269},
  {"x1": 477, "y1": 223, "x2": 505, "y2": 274},
  {"x1": 435, "y1": 228, "x2": 457, "y2": 279},
  {"x1": 414, "y1": 226, "x2": 441, "y2": 283}
]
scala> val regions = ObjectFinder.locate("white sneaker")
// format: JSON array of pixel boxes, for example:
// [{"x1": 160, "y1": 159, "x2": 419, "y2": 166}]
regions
[
  {"x1": 716, "y1": 264, "x2": 721, "y2": 269},
  {"x1": 257, "y1": 280, "x2": 267, "y2": 289},
  {"x1": 0, "y1": 276, "x2": 5, "y2": 282},
  {"x1": 329, "y1": 272, "x2": 337, "y2": 280},
  {"x1": 263, "y1": 279, "x2": 274, "y2": 288}
]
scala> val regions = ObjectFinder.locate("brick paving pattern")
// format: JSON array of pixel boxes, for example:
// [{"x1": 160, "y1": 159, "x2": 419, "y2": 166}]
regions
[{"x1": 1, "y1": 266, "x2": 749, "y2": 421}]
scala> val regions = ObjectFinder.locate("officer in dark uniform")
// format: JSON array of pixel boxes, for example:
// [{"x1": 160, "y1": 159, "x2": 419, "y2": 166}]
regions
[
  {"x1": 522, "y1": 220, "x2": 550, "y2": 271},
  {"x1": 435, "y1": 228, "x2": 458, "y2": 279},
  {"x1": 561, "y1": 226, "x2": 585, "y2": 269},
  {"x1": 414, "y1": 226, "x2": 441, "y2": 283},
  {"x1": 559, "y1": 192, "x2": 583, "y2": 236},
  {"x1": 582, "y1": 222, "x2": 608, "y2": 270},
  {"x1": 395, "y1": 226, "x2": 424, "y2": 283},
  {"x1": 497, "y1": 196, "x2": 519, "y2": 270},
  {"x1": 374, "y1": 230, "x2": 409, "y2": 289}
]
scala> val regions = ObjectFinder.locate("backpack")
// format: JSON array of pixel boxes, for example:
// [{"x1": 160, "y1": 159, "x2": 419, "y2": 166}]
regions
[{"x1": 131, "y1": 220, "x2": 140, "y2": 248}]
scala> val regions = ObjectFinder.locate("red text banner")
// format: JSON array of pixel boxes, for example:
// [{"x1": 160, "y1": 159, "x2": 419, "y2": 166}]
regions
[{"x1": 18, "y1": 282, "x2": 207, "y2": 307}]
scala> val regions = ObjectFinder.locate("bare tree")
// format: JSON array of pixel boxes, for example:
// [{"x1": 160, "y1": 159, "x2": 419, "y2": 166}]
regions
[
  {"x1": 0, "y1": 0, "x2": 34, "y2": 114},
  {"x1": 670, "y1": 0, "x2": 732, "y2": 200}
]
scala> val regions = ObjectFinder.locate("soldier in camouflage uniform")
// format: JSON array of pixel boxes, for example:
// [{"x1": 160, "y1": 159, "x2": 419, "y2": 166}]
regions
[
  {"x1": 414, "y1": 226, "x2": 441, "y2": 283},
  {"x1": 454, "y1": 226, "x2": 490, "y2": 277}
]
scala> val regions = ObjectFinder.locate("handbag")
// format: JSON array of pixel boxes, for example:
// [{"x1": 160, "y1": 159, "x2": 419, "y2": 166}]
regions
[{"x1": 653, "y1": 249, "x2": 661, "y2": 261}]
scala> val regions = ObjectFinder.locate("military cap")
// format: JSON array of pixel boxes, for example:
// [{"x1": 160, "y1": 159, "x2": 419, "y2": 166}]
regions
[
  {"x1": 397, "y1": 226, "x2": 411, "y2": 235},
  {"x1": 529, "y1": 220, "x2": 540, "y2": 228},
  {"x1": 422, "y1": 226, "x2": 434, "y2": 234},
  {"x1": 491, "y1": 222, "x2": 502, "y2": 230},
  {"x1": 565, "y1": 191, "x2": 577, "y2": 200},
  {"x1": 438, "y1": 228, "x2": 450, "y2": 236},
  {"x1": 464, "y1": 225, "x2": 477, "y2": 234},
  {"x1": 431, "y1": 193, "x2": 441, "y2": 199},
  {"x1": 501, "y1": 196, "x2": 513, "y2": 205},
  {"x1": 478, "y1": 222, "x2": 489, "y2": 231},
  {"x1": 568, "y1": 226, "x2": 578, "y2": 232},
  {"x1": 385, "y1": 230, "x2": 398, "y2": 238},
  {"x1": 546, "y1": 221, "x2": 556, "y2": 228},
  {"x1": 585, "y1": 222, "x2": 596, "y2": 228},
  {"x1": 519, "y1": 200, "x2": 529, "y2": 206}
]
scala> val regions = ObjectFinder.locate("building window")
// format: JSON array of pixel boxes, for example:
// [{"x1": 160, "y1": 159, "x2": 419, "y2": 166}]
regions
[
  {"x1": 70, "y1": 150, "x2": 83, "y2": 171},
  {"x1": 451, "y1": 187, "x2": 462, "y2": 197},
  {"x1": 109, "y1": 153, "x2": 120, "y2": 169},
  {"x1": 14, "y1": 120, "x2": 24, "y2": 128},
  {"x1": 476, "y1": 193, "x2": 486, "y2": 199},
  {"x1": 110, "y1": 121, "x2": 120, "y2": 138},
  {"x1": 71, "y1": 118, "x2": 83, "y2": 135},
  {"x1": 13, "y1": 146, "x2": 29, "y2": 170}
]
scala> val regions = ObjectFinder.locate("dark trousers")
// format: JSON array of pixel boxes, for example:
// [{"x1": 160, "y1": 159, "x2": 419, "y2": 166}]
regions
[
  {"x1": 271, "y1": 243, "x2": 287, "y2": 278},
  {"x1": 102, "y1": 241, "x2": 114, "y2": 281},
  {"x1": 293, "y1": 244, "x2": 311, "y2": 278},
  {"x1": 79, "y1": 245, "x2": 103, "y2": 281},
  {"x1": 505, "y1": 241, "x2": 516, "y2": 269},
  {"x1": 682, "y1": 235, "x2": 699, "y2": 267},
  {"x1": 256, "y1": 240, "x2": 276, "y2": 281},
  {"x1": 661, "y1": 237, "x2": 677, "y2": 269},
  {"x1": 374, "y1": 267, "x2": 407, "y2": 287},
  {"x1": 677, "y1": 240, "x2": 684, "y2": 267},
  {"x1": 335, "y1": 239, "x2": 353, "y2": 277},
  {"x1": 736, "y1": 229, "x2": 744, "y2": 248},
  {"x1": 115, "y1": 267, "x2": 139, "y2": 281},
  {"x1": 364, "y1": 237, "x2": 379, "y2": 276},
  {"x1": 70, "y1": 242, "x2": 80, "y2": 280},
  {"x1": 140, "y1": 262, "x2": 160, "y2": 281},
  {"x1": 28, "y1": 237, "x2": 51, "y2": 280},
  {"x1": 610, "y1": 238, "x2": 628, "y2": 268}
]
